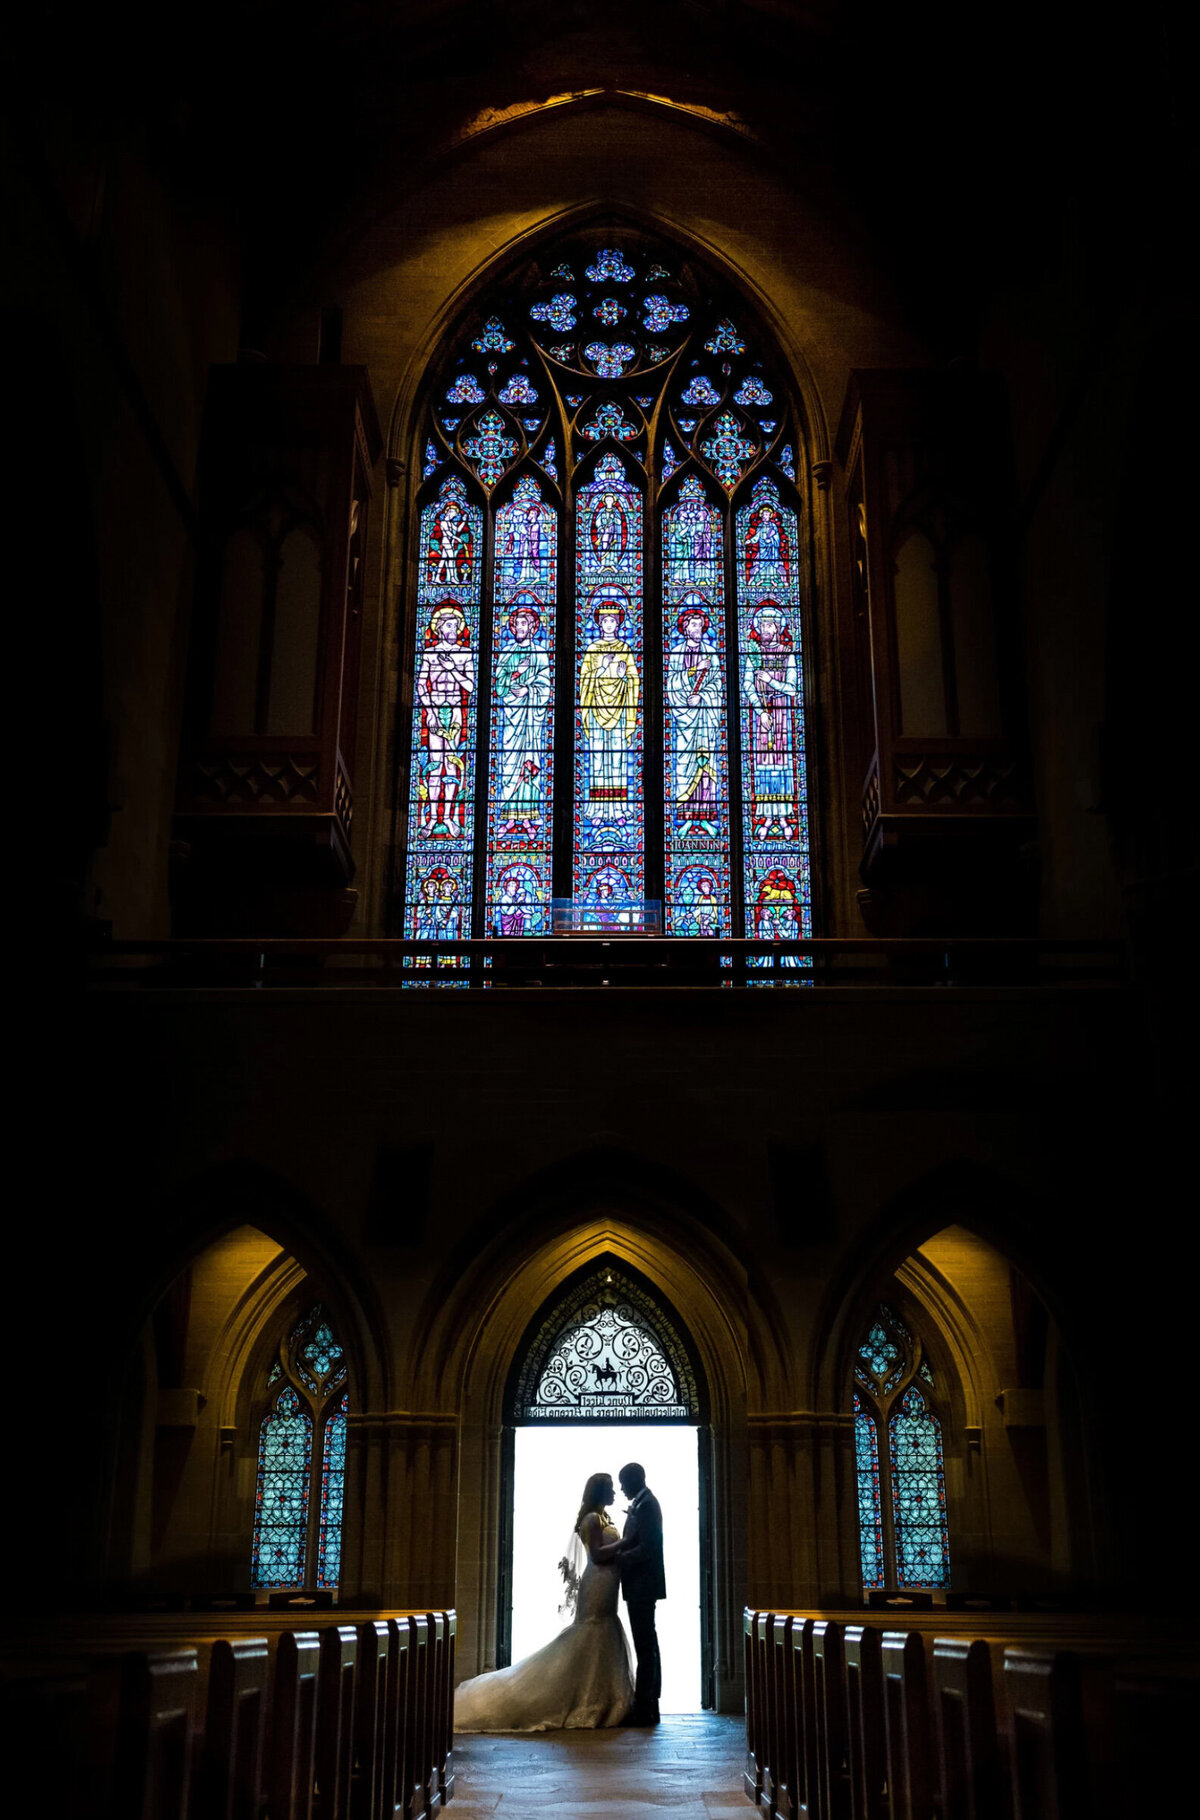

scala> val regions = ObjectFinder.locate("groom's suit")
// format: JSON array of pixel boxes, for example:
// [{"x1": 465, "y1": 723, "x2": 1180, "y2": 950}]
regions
[{"x1": 620, "y1": 1485, "x2": 665, "y2": 1721}]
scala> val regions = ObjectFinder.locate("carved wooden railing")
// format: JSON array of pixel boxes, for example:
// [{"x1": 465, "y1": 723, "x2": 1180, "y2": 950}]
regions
[
  {"x1": 0, "y1": 1607, "x2": 456, "y2": 1819},
  {"x1": 87, "y1": 937, "x2": 1125, "y2": 993},
  {"x1": 743, "y1": 1606, "x2": 1194, "y2": 1820}
]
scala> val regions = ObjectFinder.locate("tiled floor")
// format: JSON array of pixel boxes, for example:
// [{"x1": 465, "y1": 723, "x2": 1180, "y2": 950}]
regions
[{"x1": 450, "y1": 1713, "x2": 750, "y2": 1819}]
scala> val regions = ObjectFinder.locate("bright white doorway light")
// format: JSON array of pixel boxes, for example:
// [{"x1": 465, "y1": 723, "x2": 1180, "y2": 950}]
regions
[{"x1": 511, "y1": 1424, "x2": 702, "y2": 1713}]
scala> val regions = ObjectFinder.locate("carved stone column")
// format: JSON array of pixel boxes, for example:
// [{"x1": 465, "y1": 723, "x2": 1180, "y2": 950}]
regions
[{"x1": 747, "y1": 1411, "x2": 859, "y2": 1608}]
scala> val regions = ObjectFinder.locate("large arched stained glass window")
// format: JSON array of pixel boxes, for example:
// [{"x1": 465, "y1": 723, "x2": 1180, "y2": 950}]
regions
[
  {"x1": 251, "y1": 1304, "x2": 349, "y2": 1591},
  {"x1": 401, "y1": 230, "x2": 812, "y2": 942},
  {"x1": 852, "y1": 1303, "x2": 951, "y2": 1591}
]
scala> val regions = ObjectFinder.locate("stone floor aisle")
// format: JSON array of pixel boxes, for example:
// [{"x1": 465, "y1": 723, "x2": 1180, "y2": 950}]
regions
[{"x1": 450, "y1": 1714, "x2": 750, "y2": 1820}]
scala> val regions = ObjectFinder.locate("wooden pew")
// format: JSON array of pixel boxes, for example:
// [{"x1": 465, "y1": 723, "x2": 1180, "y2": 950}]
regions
[
  {"x1": 811, "y1": 1619, "x2": 848, "y2": 1820},
  {"x1": 744, "y1": 1609, "x2": 773, "y2": 1806},
  {"x1": 1004, "y1": 1649, "x2": 1085, "y2": 1820},
  {"x1": 881, "y1": 1629, "x2": 933, "y2": 1820},
  {"x1": 198, "y1": 1636, "x2": 269, "y2": 1820},
  {"x1": 0, "y1": 1665, "x2": 93, "y2": 1820},
  {"x1": 843, "y1": 1625, "x2": 885, "y2": 1820},
  {"x1": 111, "y1": 1649, "x2": 199, "y2": 1820},
  {"x1": 790, "y1": 1616, "x2": 817, "y2": 1819},
  {"x1": 932, "y1": 1635, "x2": 1003, "y2": 1820},
  {"x1": 354, "y1": 1621, "x2": 390, "y2": 1820},
  {"x1": 440, "y1": 1611, "x2": 456, "y2": 1806},
  {"x1": 268, "y1": 1631, "x2": 321, "y2": 1820},
  {"x1": 403, "y1": 1615, "x2": 431, "y2": 1820},
  {"x1": 765, "y1": 1613, "x2": 792, "y2": 1815},
  {"x1": 315, "y1": 1625, "x2": 358, "y2": 1820}
]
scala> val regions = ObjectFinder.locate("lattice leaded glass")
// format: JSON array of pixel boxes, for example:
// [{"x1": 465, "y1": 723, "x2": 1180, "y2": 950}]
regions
[
  {"x1": 316, "y1": 1393, "x2": 348, "y2": 1589},
  {"x1": 853, "y1": 1392, "x2": 885, "y2": 1590},
  {"x1": 251, "y1": 1386, "x2": 312, "y2": 1588},
  {"x1": 888, "y1": 1385, "x2": 951, "y2": 1588},
  {"x1": 404, "y1": 231, "x2": 808, "y2": 941},
  {"x1": 529, "y1": 1301, "x2": 685, "y2": 1418}
]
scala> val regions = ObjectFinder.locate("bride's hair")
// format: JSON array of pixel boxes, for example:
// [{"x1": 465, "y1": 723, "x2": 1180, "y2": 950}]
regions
[{"x1": 574, "y1": 1471, "x2": 613, "y2": 1536}]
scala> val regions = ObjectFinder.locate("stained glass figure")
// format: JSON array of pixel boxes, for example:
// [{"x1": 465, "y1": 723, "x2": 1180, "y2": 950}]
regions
[
  {"x1": 446, "y1": 373, "x2": 486, "y2": 404},
  {"x1": 499, "y1": 374, "x2": 539, "y2": 404},
  {"x1": 643, "y1": 294, "x2": 689, "y2": 332},
  {"x1": 594, "y1": 298, "x2": 627, "y2": 325},
  {"x1": 701, "y1": 412, "x2": 756, "y2": 491},
  {"x1": 463, "y1": 410, "x2": 518, "y2": 490},
  {"x1": 473, "y1": 317, "x2": 515, "y2": 354},
  {"x1": 584, "y1": 341, "x2": 636, "y2": 378},
  {"x1": 854, "y1": 1392, "x2": 886, "y2": 1590},
  {"x1": 585, "y1": 248, "x2": 636, "y2": 283},
  {"x1": 405, "y1": 476, "x2": 483, "y2": 939},
  {"x1": 580, "y1": 400, "x2": 638, "y2": 441},
  {"x1": 736, "y1": 475, "x2": 810, "y2": 949},
  {"x1": 889, "y1": 1387, "x2": 951, "y2": 1587},
  {"x1": 486, "y1": 476, "x2": 557, "y2": 935},
  {"x1": 531, "y1": 294, "x2": 577, "y2": 332},
  {"x1": 662, "y1": 477, "x2": 730, "y2": 933},
  {"x1": 682, "y1": 375, "x2": 721, "y2": 406},
  {"x1": 316, "y1": 1394, "x2": 347, "y2": 1588},
  {"x1": 423, "y1": 440, "x2": 440, "y2": 479},
  {"x1": 574, "y1": 455, "x2": 644, "y2": 908},
  {"x1": 251, "y1": 1386, "x2": 312, "y2": 1588},
  {"x1": 735, "y1": 376, "x2": 773, "y2": 405},
  {"x1": 705, "y1": 319, "x2": 747, "y2": 355}
]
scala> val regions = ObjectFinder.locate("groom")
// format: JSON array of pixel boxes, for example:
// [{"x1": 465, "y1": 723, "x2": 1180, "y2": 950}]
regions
[{"x1": 617, "y1": 1461, "x2": 665, "y2": 1725}]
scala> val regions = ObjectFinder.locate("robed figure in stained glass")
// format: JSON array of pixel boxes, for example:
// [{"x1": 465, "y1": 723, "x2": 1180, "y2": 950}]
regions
[
  {"x1": 742, "y1": 602, "x2": 799, "y2": 839},
  {"x1": 580, "y1": 591, "x2": 640, "y2": 833},
  {"x1": 742, "y1": 493, "x2": 791, "y2": 599},
  {"x1": 426, "y1": 490, "x2": 475, "y2": 590},
  {"x1": 666, "y1": 600, "x2": 722, "y2": 837},
  {"x1": 496, "y1": 599, "x2": 552, "y2": 837},
  {"x1": 417, "y1": 603, "x2": 476, "y2": 835},
  {"x1": 414, "y1": 865, "x2": 462, "y2": 939},
  {"x1": 592, "y1": 491, "x2": 629, "y2": 572}
]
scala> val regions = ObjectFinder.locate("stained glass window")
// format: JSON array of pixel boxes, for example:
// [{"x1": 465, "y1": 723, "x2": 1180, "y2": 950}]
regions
[
  {"x1": 251, "y1": 1305, "x2": 349, "y2": 1592},
  {"x1": 511, "y1": 1262, "x2": 699, "y2": 1422},
  {"x1": 889, "y1": 1388, "x2": 950, "y2": 1588},
  {"x1": 854, "y1": 1392, "x2": 885, "y2": 1590},
  {"x1": 852, "y1": 1302, "x2": 951, "y2": 1591},
  {"x1": 402, "y1": 231, "x2": 811, "y2": 951}
]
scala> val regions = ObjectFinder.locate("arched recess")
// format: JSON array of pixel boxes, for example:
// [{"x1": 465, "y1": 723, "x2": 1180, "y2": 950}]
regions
[
  {"x1": 436, "y1": 1190, "x2": 760, "y2": 1714},
  {"x1": 369, "y1": 200, "x2": 839, "y2": 938},
  {"x1": 104, "y1": 1162, "x2": 388, "y2": 1602},
  {"x1": 813, "y1": 1162, "x2": 1106, "y2": 1597}
]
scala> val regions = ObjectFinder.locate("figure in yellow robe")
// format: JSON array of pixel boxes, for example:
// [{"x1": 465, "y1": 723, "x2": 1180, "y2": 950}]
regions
[{"x1": 579, "y1": 605, "x2": 640, "y2": 827}]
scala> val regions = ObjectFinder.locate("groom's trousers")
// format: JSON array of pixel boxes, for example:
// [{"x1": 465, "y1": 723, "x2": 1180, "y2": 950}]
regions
[{"x1": 627, "y1": 1598, "x2": 661, "y2": 1715}]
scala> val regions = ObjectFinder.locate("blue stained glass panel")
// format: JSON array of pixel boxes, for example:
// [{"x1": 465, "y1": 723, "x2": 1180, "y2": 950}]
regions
[
  {"x1": 584, "y1": 341, "x2": 636, "y2": 378},
  {"x1": 682, "y1": 375, "x2": 720, "y2": 406},
  {"x1": 499, "y1": 374, "x2": 538, "y2": 404},
  {"x1": 585, "y1": 248, "x2": 636, "y2": 282},
  {"x1": 736, "y1": 476, "x2": 810, "y2": 954},
  {"x1": 778, "y1": 446, "x2": 796, "y2": 480},
  {"x1": 594, "y1": 298, "x2": 627, "y2": 325},
  {"x1": 463, "y1": 410, "x2": 518, "y2": 489},
  {"x1": 549, "y1": 346, "x2": 576, "y2": 365},
  {"x1": 539, "y1": 443, "x2": 558, "y2": 481},
  {"x1": 574, "y1": 455, "x2": 645, "y2": 912},
  {"x1": 423, "y1": 440, "x2": 440, "y2": 479},
  {"x1": 486, "y1": 476, "x2": 557, "y2": 936},
  {"x1": 701, "y1": 412, "x2": 756, "y2": 491},
  {"x1": 889, "y1": 1387, "x2": 951, "y2": 1588},
  {"x1": 642, "y1": 294, "x2": 689, "y2": 332},
  {"x1": 854, "y1": 1392, "x2": 886, "y2": 1589},
  {"x1": 859, "y1": 1317, "x2": 902, "y2": 1383},
  {"x1": 405, "y1": 476, "x2": 484, "y2": 943},
  {"x1": 705, "y1": 319, "x2": 747, "y2": 355},
  {"x1": 662, "y1": 441, "x2": 681, "y2": 481},
  {"x1": 531, "y1": 294, "x2": 577, "y2": 332},
  {"x1": 580, "y1": 400, "x2": 638, "y2": 441},
  {"x1": 473, "y1": 317, "x2": 515, "y2": 353},
  {"x1": 316, "y1": 1394, "x2": 348, "y2": 1589},
  {"x1": 735, "y1": 376, "x2": 773, "y2": 405},
  {"x1": 251, "y1": 1386, "x2": 312, "y2": 1589},
  {"x1": 662, "y1": 476, "x2": 730, "y2": 934},
  {"x1": 446, "y1": 373, "x2": 486, "y2": 404}
]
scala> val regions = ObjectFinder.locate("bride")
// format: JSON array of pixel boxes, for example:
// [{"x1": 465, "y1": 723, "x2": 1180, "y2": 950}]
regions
[{"x1": 454, "y1": 1470, "x2": 635, "y2": 1731}]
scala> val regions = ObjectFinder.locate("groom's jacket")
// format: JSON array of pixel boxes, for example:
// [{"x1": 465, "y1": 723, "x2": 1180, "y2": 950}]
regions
[{"x1": 620, "y1": 1488, "x2": 666, "y2": 1603}]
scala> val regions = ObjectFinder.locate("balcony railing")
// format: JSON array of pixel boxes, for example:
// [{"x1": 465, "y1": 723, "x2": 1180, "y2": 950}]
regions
[{"x1": 86, "y1": 937, "x2": 1126, "y2": 991}]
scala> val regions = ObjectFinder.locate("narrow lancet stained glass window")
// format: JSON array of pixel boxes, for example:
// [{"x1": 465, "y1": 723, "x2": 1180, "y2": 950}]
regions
[
  {"x1": 889, "y1": 1386, "x2": 950, "y2": 1588},
  {"x1": 251, "y1": 1385, "x2": 312, "y2": 1589},
  {"x1": 486, "y1": 475, "x2": 557, "y2": 934},
  {"x1": 405, "y1": 475, "x2": 483, "y2": 943},
  {"x1": 662, "y1": 475, "x2": 730, "y2": 933},
  {"x1": 574, "y1": 454, "x2": 645, "y2": 917},
  {"x1": 854, "y1": 1391, "x2": 885, "y2": 1590},
  {"x1": 316, "y1": 1393, "x2": 348, "y2": 1589},
  {"x1": 251, "y1": 1304, "x2": 349, "y2": 1592},
  {"x1": 736, "y1": 476, "x2": 810, "y2": 952}
]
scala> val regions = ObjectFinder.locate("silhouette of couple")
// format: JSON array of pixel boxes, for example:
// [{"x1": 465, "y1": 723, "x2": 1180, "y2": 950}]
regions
[{"x1": 453, "y1": 1462, "x2": 665, "y2": 1732}]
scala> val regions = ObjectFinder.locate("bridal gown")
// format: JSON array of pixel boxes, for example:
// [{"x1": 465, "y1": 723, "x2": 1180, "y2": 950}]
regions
[{"x1": 454, "y1": 1520, "x2": 635, "y2": 1731}]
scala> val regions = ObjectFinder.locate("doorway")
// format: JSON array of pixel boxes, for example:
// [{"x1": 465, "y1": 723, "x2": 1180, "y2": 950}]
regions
[{"x1": 511, "y1": 1423, "x2": 702, "y2": 1712}]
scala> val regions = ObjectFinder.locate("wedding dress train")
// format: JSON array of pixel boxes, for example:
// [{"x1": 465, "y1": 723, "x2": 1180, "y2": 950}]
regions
[{"x1": 454, "y1": 1520, "x2": 634, "y2": 1732}]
